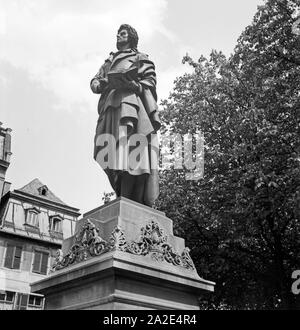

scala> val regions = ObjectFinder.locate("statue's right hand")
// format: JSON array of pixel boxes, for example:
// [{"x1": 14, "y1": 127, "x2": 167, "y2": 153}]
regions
[
  {"x1": 91, "y1": 78, "x2": 109, "y2": 94},
  {"x1": 98, "y1": 78, "x2": 109, "y2": 93},
  {"x1": 91, "y1": 79, "x2": 101, "y2": 94},
  {"x1": 99, "y1": 78, "x2": 108, "y2": 85}
]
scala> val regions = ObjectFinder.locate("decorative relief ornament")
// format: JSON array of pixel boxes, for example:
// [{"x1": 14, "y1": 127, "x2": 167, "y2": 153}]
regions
[
  {"x1": 126, "y1": 220, "x2": 195, "y2": 269},
  {"x1": 109, "y1": 226, "x2": 128, "y2": 252},
  {"x1": 50, "y1": 220, "x2": 110, "y2": 272},
  {"x1": 51, "y1": 219, "x2": 196, "y2": 272}
]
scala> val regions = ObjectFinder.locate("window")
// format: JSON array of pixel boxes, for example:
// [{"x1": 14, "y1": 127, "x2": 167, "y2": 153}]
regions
[
  {"x1": 49, "y1": 216, "x2": 63, "y2": 232},
  {"x1": 15, "y1": 293, "x2": 28, "y2": 310},
  {"x1": 38, "y1": 185, "x2": 48, "y2": 196},
  {"x1": 25, "y1": 208, "x2": 40, "y2": 227},
  {"x1": 14, "y1": 294, "x2": 43, "y2": 310},
  {"x1": 32, "y1": 251, "x2": 49, "y2": 275},
  {"x1": 27, "y1": 212, "x2": 38, "y2": 226},
  {"x1": 28, "y1": 295, "x2": 43, "y2": 307},
  {"x1": 0, "y1": 291, "x2": 15, "y2": 303},
  {"x1": 4, "y1": 244, "x2": 22, "y2": 269}
]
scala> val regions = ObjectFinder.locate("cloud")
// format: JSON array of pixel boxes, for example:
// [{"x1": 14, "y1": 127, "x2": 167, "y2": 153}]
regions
[
  {"x1": 158, "y1": 63, "x2": 194, "y2": 102},
  {"x1": 0, "y1": 0, "x2": 173, "y2": 112},
  {"x1": 156, "y1": 42, "x2": 196, "y2": 102},
  {"x1": 0, "y1": 10, "x2": 7, "y2": 35}
]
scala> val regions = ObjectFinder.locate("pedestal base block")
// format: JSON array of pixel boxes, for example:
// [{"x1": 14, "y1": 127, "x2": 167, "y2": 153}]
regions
[{"x1": 31, "y1": 198, "x2": 215, "y2": 310}]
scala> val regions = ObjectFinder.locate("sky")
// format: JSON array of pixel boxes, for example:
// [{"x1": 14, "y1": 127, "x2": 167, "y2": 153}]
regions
[{"x1": 0, "y1": 0, "x2": 264, "y2": 214}]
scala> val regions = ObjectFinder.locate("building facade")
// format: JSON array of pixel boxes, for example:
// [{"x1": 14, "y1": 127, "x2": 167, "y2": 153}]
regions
[
  {"x1": 0, "y1": 123, "x2": 80, "y2": 310},
  {"x1": 0, "y1": 122, "x2": 12, "y2": 200}
]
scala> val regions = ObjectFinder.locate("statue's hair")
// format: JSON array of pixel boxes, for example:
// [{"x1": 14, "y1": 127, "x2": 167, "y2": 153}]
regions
[{"x1": 118, "y1": 24, "x2": 139, "y2": 50}]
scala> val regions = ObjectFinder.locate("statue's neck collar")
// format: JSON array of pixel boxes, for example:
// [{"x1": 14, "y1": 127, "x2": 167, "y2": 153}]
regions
[{"x1": 112, "y1": 48, "x2": 137, "y2": 58}]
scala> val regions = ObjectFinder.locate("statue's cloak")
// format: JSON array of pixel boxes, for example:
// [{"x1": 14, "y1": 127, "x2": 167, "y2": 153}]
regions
[{"x1": 91, "y1": 49, "x2": 161, "y2": 206}]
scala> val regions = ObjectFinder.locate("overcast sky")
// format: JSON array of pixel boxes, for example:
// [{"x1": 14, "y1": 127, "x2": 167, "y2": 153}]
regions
[{"x1": 1, "y1": 0, "x2": 264, "y2": 214}]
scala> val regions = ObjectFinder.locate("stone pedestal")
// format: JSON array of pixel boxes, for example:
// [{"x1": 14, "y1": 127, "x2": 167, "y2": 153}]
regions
[{"x1": 31, "y1": 197, "x2": 215, "y2": 310}]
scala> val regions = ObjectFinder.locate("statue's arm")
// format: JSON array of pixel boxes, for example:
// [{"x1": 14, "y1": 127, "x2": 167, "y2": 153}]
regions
[
  {"x1": 119, "y1": 53, "x2": 156, "y2": 96},
  {"x1": 137, "y1": 54, "x2": 157, "y2": 91},
  {"x1": 90, "y1": 64, "x2": 108, "y2": 94}
]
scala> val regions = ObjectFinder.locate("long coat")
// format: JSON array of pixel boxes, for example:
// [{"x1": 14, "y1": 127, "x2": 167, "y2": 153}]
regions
[{"x1": 91, "y1": 48, "x2": 161, "y2": 206}]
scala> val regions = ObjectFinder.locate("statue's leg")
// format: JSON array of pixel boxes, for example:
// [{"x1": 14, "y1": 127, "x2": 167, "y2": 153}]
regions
[
  {"x1": 106, "y1": 170, "x2": 122, "y2": 197},
  {"x1": 132, "y1": 174, "x2": 147, "y2": 204},
  {"x1": 120, "y1": 172, "x2": 135, "y2": 199}
]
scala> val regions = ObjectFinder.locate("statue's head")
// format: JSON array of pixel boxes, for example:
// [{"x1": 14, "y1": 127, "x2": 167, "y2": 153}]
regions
[{"x1": 116, "y1": 24, "x2": 139, "y2": 50}]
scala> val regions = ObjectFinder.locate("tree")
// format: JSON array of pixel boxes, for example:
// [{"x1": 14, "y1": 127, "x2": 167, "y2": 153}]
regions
[
  {"x1": 156, "y1": 0, "x2": 300, "y2": 309},
  {"x1": 101, "y1": 191, "x2": 116, "y2": 204}
]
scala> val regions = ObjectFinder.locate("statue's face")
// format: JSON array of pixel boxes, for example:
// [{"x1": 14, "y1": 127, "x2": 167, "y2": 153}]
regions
[{"x1": 116, "y1": 28, "x2": 130, "y2": 50}]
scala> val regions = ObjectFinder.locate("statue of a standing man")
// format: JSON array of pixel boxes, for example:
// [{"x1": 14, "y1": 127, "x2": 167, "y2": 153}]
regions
[{"x1": 90, "y1": 24, "x2": 160, "y2": 207}]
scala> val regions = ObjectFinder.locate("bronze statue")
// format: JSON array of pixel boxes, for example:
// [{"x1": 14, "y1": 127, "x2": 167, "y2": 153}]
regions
[{"x1": 91, "y1": 24, "x2": 160, "y2": 206}]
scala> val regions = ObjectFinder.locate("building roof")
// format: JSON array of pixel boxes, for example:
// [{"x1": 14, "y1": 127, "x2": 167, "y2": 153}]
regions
[{"x1": 16, "y1": 178, "x2": 66, "y2": 205}]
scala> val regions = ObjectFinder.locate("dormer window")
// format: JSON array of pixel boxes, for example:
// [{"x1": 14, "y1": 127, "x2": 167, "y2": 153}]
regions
[
  {"x1": 25, "y1": 207, "x2": 40, "y2": 227},
  {"x1": 49, "y1": 215, "x2": 63, "y2": 233},
  {"x1": 38, "y1": 185, "x2": 48, "y2": 197}
]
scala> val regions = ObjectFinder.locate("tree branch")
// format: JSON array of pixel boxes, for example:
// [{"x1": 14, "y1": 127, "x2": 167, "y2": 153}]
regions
[{"x1": 273, "y1": 49, "x2": 300, "y2": 66}]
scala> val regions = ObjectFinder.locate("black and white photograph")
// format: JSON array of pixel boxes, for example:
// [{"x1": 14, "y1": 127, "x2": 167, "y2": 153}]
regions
[{"x1": 0, "y1": 0, "x2": 299, "y2": 317}]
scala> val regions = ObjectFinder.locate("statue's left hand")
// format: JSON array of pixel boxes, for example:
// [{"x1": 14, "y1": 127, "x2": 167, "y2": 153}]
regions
[{"x1": 119, "y1": 76, "x2": 141, "y2": 93}]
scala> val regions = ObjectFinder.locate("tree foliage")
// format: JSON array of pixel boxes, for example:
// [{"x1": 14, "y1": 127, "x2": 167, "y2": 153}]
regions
[
  {"x1": 101, "y1": 191, "x2": 116, "y2": 204},
  {"x1": 156, "y1": 0, "x2": 300, "y2": 309}
]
